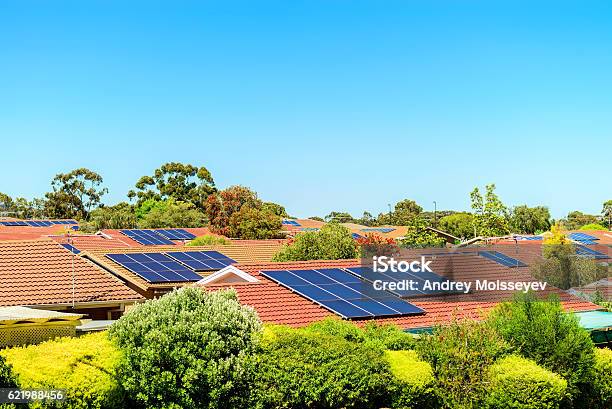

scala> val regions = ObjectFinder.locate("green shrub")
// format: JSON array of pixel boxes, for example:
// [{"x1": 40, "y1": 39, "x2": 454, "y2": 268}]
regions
[
  {"x1": 0, "y1": 332, "x2": 123, "y2": 409},
  {"x1": 588, "y1": 348, "x2": 612, "y2": 408},
  {"x1": 385, "y1": 350, "x2": 438, "y2": 409},
  {"x1": 486, "y1": 355, "x2": 568, "y2": 409},
  {"x1": 0, "y1": 355, "x2": 16, "y2": 388},
  {"x1": 254, "y1": 325, "x2": 393, "y2": 408},
  {"x1": 109, "y1": 287, "x2": 261, "y2": 409},
  {"x1": 579, "y1": 223, "x2": 607, "y2": 231},
  {"x1": 487, "y1": 293, "x2": 595, "y2": 400},
  {"x1": 416, "y1": 317, "x2": 510, "y2": 407},
  {"x1": 273, "y1": 223, "x2": 357, "y2": 261},
  {"x1": 186, "y1": 234, "x2": 230, "y2": 246},
  {"x1": 305, "y1": 318, "x2": 415, "y2": 350}
]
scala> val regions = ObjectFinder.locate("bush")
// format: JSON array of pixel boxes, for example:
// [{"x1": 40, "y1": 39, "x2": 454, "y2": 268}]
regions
[
  {"x1": 486, "y1": 355, "x2": 568, "y2": 409},
  {"x1": 187, "y1": 234, "x2": 230, "y2": 246},
  {"x1": 416, "y1": 317, "x2": 510, "y2": 407},
  {"x1": 108, "y1": 287, "x2": 261, "y2": 409},
  {"x1": 385, "y1": 350, "x2": 438, "y2": 409},
  {"x1": 0, "y1": 355, "x2": 16, "y2": 388},
  {"x1": 0, "y1": 332, "x2": 123, "y2": 409},
  {"x1": 579, "y1": 223, "x2": 607, "y2": 230},
  {"x1": 487, "y1": 293, "x2": 595, "y2": 400},
  {"x1": 588, "y1": 348, "x2": 612, "y2": 408},
  {"x1": 253, "y1": 325, "x2": 393, "y2": 408},
  {"x1": 273, "y1": 223, "x2": 357, "y2": 261}
]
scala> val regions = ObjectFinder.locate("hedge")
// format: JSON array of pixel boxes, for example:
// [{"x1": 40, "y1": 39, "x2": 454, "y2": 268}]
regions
[
  {"x1": 0, "y1": 332, "x2": 123, "y2": 409},
  {"x1": 254, "y1": 325, "x2": 393, "y2": 408},
  {"x1": 589, "y1": 348, "x2": 612, "y2": 408},
  {"x1": 486, "y1": 355, "x2": 568, "y2": 409},
  {"x1": 385, "y1": 350, "x2": 438, "y2": 409}
]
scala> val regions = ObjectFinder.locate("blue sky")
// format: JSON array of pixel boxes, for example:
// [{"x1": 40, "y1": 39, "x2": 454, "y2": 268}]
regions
[{"x1": 1, "y1": 1, "x2": 610, "y2": 219}]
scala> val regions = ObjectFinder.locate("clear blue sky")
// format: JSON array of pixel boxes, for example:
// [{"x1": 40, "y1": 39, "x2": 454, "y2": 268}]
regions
[{"x1": 1, "y1": 1, "x2": 611, "y2": 219}]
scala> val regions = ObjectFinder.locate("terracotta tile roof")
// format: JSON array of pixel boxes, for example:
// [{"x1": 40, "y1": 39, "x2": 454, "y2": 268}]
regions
[
  {"x1": 200, "y1": 255, "x2": 601, "y2": 329},
  {"x1": 0, "y1": 239, "x2": 143, "y2": 307},
  {"x1": 84, "y1": 240, "x2": 284, "y2": 293},
  {"x1": 50, "y1": 234, "x2": 135, "y2": 250},
  {"x1": 0, "y1": 225, "x2": 70, "y2": 241},
  {"x1": 99, "y1": 227, "x2": 226, "y2": 246}
]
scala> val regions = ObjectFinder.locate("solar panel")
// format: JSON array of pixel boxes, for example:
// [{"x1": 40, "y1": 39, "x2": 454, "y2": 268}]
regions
[
  {"x1": 479, "y1": 251, "x2": 527, "y2": 267},
  {"x1": 569, "y1": 232, "x2": 598, "y2": 242},
  {"x1": 165, "y1": 251, "x2": 236, "y2": 271},
  {"x1": 106, "y1": 253, "x2": 202, "y2": 283},
  {"x1": 0, "y1": 221, "x2": 28, "y2": 226},
  {"x1": 282, "y1": 220, "x2": 301, "y2": 226},
  {"x1": 61, "y1": 243, "x2": 81, "y2": 254},
  {"x1": 575, "y1": 245, "x2": 608, "y2": 259},
  {"x1": 120, "y1": 229, "x2": 175, "y2": 245},
  {"x1": 53, "y1": 220, "x2": 78, "y2": 225},
  {"x1": 352, "y1": 233, "x2": 364, "y2": 239},
  {"x1": 261, "y1": 268, "x2": 424, "y2": 319},
  {"x1": 345, "y1": 266, "x2": 459, "y2": 297},
  {"x1": 26, "y1": 221, "x2": 53, "y2": 227},
  {"x1": 154, "y1": 229, "x2": 197, "y2": 240},
  {"x1": 361, "y1": 228, "x2": 396, "y2": 233}
]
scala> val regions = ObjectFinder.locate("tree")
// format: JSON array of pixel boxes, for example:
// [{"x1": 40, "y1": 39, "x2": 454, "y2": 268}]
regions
[
  {"x1": 261, "y1": 202, "x2": 287, "y2": 217},
  {"x1": 44, "y1": 168, "x2": 108, "y2": 220},
  {"x1": 324, "y1": 211, "x2": 355, "y2": 224},
  {"x1": 0, "y1": 192, "x2": 14, "y2": 214},
  {"x1": 226, "y1": 206, "x2": 283, "y2": 239},
  {"x1": 109, "y1": 288, "x2": 261, "y2": 409},
  {"x1": 205, "y1": 186, "x2": 262, "y2": 236},
  {"x1": 398, "y1": 218, "x2": 446, "y2": 248},
  {"x1": 83, "y1": 202, "x2": 137, "y2": 231},
  {"x1": 355, "y1": 211, "x2": 376, "y2": 226},
  {"x1": 137, "y1": 198, "x2": 206, "y2": 228},
  {"x1": 377, "y1": 199, "x2": 423, "y2": 225},
  {"x1": 438, "y1": 212, "x2": 475, "y2": 239},
  {"x1": 273, "y1": 223, "x2": 358, "y2": 261},
  {"x1": 308, "y1": 216, "x2": 324, "y2": 222},
  {"x1": 509, "y1": 205, "x2": 552, "y2": 234},
  {"x1": 561, "y1": 211, "x2": 600, "y2": 230},
  {"x1": 470, "y1": 184, "x2": 510, "y2": 236},
  {"x1": 128, "y1": 162, "x2": 215, "y2": 209},
  {"x1": 602, "y1": 200, "x2": 612, "y2": 228}
]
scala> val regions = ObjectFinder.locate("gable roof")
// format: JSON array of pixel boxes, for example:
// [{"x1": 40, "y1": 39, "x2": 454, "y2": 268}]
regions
[{"x1": 0, "y1": 240, "x2": 143, "y2": 307}]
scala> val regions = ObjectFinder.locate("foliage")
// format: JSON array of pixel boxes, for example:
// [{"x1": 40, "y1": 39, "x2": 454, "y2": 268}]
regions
[
  {"x1": 226, "y1": 206, "x2": 283, "y2": 239},
  {"x1": 398, "y1": 217, "x2": 446, "y2": 248},
  {"x1": 324, "y1": 211, "x2": 355, "y2": 223},
  {"x1": 603, "y1": 199, "x2": 612, "y2": 228},
  {"x1": 588, "y1": 348, "x2": 612, "y2": 408},
  {"x1": 304, "y1": 318, "x2": 415, "y2": 351},
  {"x1": 272, "y1": 223, "x2": 357, "y2": 261},
  {"x1": 385, "y1": 350, "x2": 439, "y2": 409},
  {"x1": 108, "y1": 288, "x2": 261, "y2": 409},
  {"x1": 253, "y1": 325, "x2": 393, "y2": 409},
  {"x1": 376, "y1": 199, "x2": 423, "y2": 226},
  {"x1": 355, "y1": 211, "x2": 376, "y2": 226},
  {"x1": 81, "y1": 202, "x2": 137, "y2": 231},
  {"x1": 128, "y1": 162, "x2": 215, "y2": 210},
  {"x1": 0, "y1": 332, "x2": 124, "y2": 409},
  {"x1": 136, "y1": 198, "x2": 206, "y2": 228},
  {"x1": 308, "y1": 216, "x2": 324, "y2": 222},
  {"x1": 357, "y1": 233, "x2": 399, "y2": 258},
  {"x1": 579, "y1": 223, "x2": 607, "y2": 230},
  {"x1": 0, "y1": 355, "x2": 17, "y2": 388},
  {"x1": 187, "y1": 234, "x2": 230, "y2": 246},
  {"x1": 261, "y1": 202, "x2": 287, "y2": 217},
  {"x1": 438, "y1": 212, "x2": 475, "y2": 239},
  {"x1": 205, "y1": 185, "x2": 261, "y2": 235},
  {"x1": 0, "y1": 192, "x2": 45, "y2": 219},
  {"x1": 561, "y1": 211, "x2": 600, "y2": 230},
  {"x1": 486, "y1": 355, "x2": 568, "y2": 409},
  {"x1": 415, "y1": 317, "x2": 511, "y2": 407},
  {"x1": 510, "y1": 205, "x2": 552, "y2": 234},
  {"x1": 487, "y1": 293, "x2": 595, "y2": 400},
  {"x1": 470, "y1": 183, "x2": 510, "y2": 236},
  {"x1": 44, "y1": 168, "x2": 108, "y2": 220}
]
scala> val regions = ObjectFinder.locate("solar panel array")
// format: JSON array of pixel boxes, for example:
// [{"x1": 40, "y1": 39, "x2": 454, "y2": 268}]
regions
[
  {"x1": 568, "y1": 232, "x2": 599, "y2": 245},
  {"x1": 106, "y1": 253, "x2": 203, "y2": 283},
  {"x1": 155, "y1": 229, "x2": 197, "y2": 240},
  {"x1": 352, "y1": 233, "x2": 364, "y2": 239},
  {"x1": 0, "y1": 221, "x2": 28, "y2": 226},
  {"x1": 518, "y1": 236, "x2": 543, "y2": 241},
  {"x1": 26, "y1": 221, "x2": 52, "y2": 227},
  {"x1": 53, "y1": 220, "x2": 78, "y2": 225},
  {"x1": 166, "y1": 251, "x2": 236, "y2": 271},
  {"x1": 361, "y1": 228, "x2": 396, "y2": 233},
  {"x1": 345, "y1": 266, "x2": 461, "y2": 297},
  {"x1": 479, "y1": 251, "x2": 527, "y2": 267},
  {"x1": 261, "y1": 268, "x2": 424, "y2": 319},
  {"x1": 0, "y1": 220, "x2": 77, "y2": 226},
  {"x1": 120, "y1": 229, "x2": 176, "y2": 245},
  {"x1": 61, "y1": 243, "x2": 81, "y2": 254},
  {"x1": 282, "y1": 220, "x2": 301, "y2": 226},
  {"x1": 575, "y1": 245, "x2": 608, "y2": 259}
]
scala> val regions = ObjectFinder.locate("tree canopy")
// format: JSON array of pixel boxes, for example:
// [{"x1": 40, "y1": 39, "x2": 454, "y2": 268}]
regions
[
  {"x1": 470, "y1": 184, "x2": 510, "y2": 237},
  {"x1": 44, "y1": 168, "x2": 108, "y2": 220},
  {"x1": 273, "y1": 223, "x2": 358, "y2": 261},
  {"x1": 438, "y1": 212, "x2": 475, "y2": 239},
  {"x1": 509, "y1": 205, "x2": 552, "y2": 234}
]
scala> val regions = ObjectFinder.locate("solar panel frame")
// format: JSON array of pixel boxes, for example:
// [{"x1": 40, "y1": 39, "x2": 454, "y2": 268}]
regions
[
  {"x1": 154, "y1": 229, "x2": 197, "y2": 240},
  {"x1": 120, "y1": 229, "x2": 176, "y2": 245},
  {"x1": 61, "y1": 243, "x2": 81, "y2": 254},
  {"x1": 165, "y1": 251, "x2": 236, "y2": 271},
  {"x1": 575, "y1": 245, "x2": 608, "y2": 259},
  {"x1": 0, "y1": 221, "x2": 28, "y2": 226},
  {"x1": 479, "y1": 251, "x2": 527, "y2": 267},
  {"x1": 106, "y1": 252, "x2": 202, "y2": 283}
]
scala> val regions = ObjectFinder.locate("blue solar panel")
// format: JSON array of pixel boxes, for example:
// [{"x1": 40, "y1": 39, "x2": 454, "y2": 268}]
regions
[
  {"x1": 569, "y1": 232, "x2": 598, "y2": 242},
  {"x1": 61, "y1": 243, "x2": 81, "y2": 254},
  {"x1": 260, "y1": 268, "x2": 424, "y2": 319},
  {"x1": 26, "y1": 221, "x2": 53, "y2": 227},
  {"x1": 361, "y1": 228, "x2": 396, "y2": 233},
  {"x1": 154, "y1": 229, "x2": 197, "y2": 240},
  {"x1": 0, "y1": 221, "x2": 28, "y2": 226},
  {"x1": 479, "y1": 251, "x2": 527, "y2": 267},
  {"x1": 52, "y1": 220, "x2": 78, "y2": 225},
  {"x1": 165, "y1": 251, "x2": 236, "y2": 271},
  {"x1": 575, "y1": 245, "x2": 608, "y2": 259},
  {"x1": 282, "y1": 220, "x2": 301, "y2": 226},
  {"x1": 352, "y1": 233, "x2": 364, "y2": 239},
  {"x1": 106, "y1": 253, "x2": 202, "y2": 283},
  {"x1": 120, "y1": 229, "x2": 175, "y2": 245}
]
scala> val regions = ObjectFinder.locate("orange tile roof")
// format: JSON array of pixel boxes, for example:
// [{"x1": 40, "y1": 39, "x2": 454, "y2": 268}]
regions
[
  {"x1": 200, "y1": 255, "x2": 601, "y2": 329},
  {"x1": 0, "y1": 239, "x2": 143, "y2": 307},
  {"x1": 0, "y1": 225, "x2": 70, "y2": 241}
]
